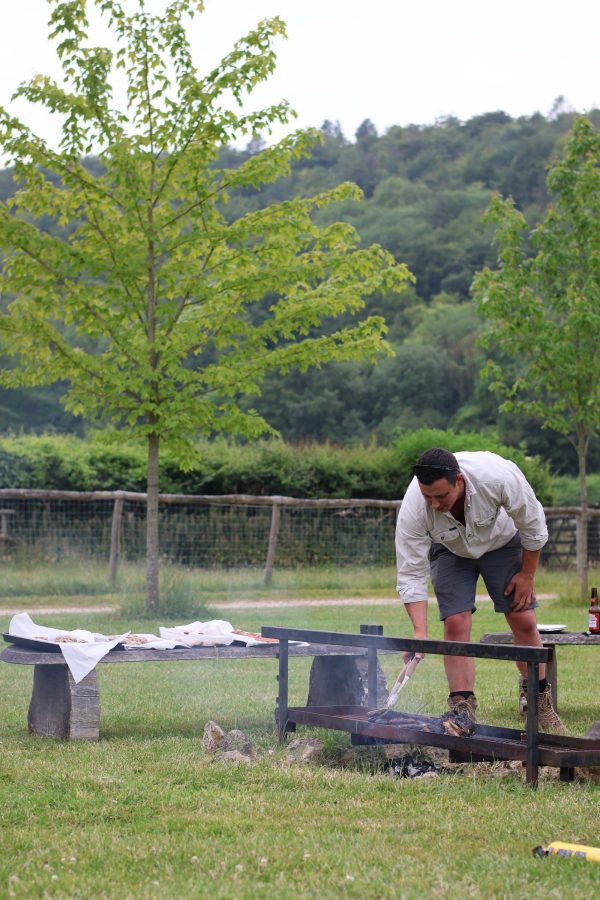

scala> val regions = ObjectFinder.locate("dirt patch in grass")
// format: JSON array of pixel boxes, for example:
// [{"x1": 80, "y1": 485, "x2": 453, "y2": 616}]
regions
[{"x1": 0, "y1": 593, "x2": 558, "y2": 615}]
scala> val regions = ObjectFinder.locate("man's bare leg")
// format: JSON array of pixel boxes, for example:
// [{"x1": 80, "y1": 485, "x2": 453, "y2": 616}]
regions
[
  {"x1": 443, "y1": 610, "x2": 475, "y2": 691},
  {"x1": 505, "y1": 608, "x2": 566, "y2": 732},
  {"x1": 505, "y1": 609, "x2": 546, "y2": 680}
]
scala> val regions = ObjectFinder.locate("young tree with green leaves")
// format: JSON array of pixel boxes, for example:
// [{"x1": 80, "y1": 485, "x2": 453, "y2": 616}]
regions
[
  {"x1": 472, "y1": 117, "x2": 600, "y2": 598},
  {"x1": 0, "y1": 0, "x2": 412, "y2": 611}
]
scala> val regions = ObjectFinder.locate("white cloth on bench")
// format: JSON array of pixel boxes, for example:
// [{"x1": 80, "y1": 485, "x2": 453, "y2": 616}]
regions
[
  {"x1": 8, "y1": 613, "x2": 128, "y2": 683},
  {"x1": 159, "y1": 619, "x2": 236, "y2": 647}
]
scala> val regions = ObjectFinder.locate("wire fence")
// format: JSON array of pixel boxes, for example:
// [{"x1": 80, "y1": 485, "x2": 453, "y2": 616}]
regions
[{"x1": 0, "y1": 490, "x2": 598, "y2": 581}]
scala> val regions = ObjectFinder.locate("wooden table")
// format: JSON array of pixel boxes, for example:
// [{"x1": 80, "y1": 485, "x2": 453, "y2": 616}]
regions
[
  {"x1": 480, "y1": 632, "x2": 600, "y2": 709},
  {"x1": 1, "y1": 638, "x2": 388, "y2": 741}
]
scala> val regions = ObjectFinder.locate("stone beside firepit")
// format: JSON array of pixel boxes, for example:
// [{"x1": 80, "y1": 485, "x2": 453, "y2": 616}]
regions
[
  {"x1": 215, "y1": 749, "x2": 254, "y2": 764},
  {"x1": 587, "y1": 721, "x2": 600, "y2": 739},
  {"x1": 284, "y1": 737, "x2": 325, "y2": 765},
  {"x1": 202, "y1": 721, "x2": 255, "y2": 763}
]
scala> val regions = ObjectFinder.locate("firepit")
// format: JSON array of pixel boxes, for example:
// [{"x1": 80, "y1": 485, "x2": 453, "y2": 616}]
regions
[{"x1": 261, "y1": 625, "x2": 600, "y2": 787}]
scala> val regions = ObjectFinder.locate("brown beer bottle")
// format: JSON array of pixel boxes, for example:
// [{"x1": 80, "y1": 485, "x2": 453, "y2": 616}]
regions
[{"x1": 589, "y1": 587, "x2": 600, "y2": 634}]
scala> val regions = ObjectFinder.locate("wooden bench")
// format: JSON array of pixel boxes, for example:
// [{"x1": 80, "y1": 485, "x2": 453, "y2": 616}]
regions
[
  {"x1": 1, "y1": 627, "x2": 388, "y2": 741},
  {"x1": 261, "y1": 625, "x2": 600, "y2": 787},
  {"x1": 481, "y1": 631, "x2": 600, "y2": 710}
]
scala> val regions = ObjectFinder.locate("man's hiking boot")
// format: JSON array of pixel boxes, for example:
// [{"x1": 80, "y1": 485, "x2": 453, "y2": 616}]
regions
[
  {"x1": 447, "y1": 693, "x2": 478, "y2": 722},
  {"x1": 538, "y1": 685, "x2": 567, "y2": 734},
  {"x1": 518, "y1": 676, "x2": 528, "y2": 718},
  {"x1": 519, "y1": 679, "x2": 567, "y2": 735}
]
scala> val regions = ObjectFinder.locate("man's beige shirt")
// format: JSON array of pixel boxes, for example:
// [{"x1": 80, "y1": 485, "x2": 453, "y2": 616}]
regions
[{"x1": 395, "y1": 451, "x2": 548, "y2": 604}]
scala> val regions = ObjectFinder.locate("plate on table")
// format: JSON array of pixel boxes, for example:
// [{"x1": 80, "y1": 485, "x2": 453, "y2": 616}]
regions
[
  {"x1": 537, "y1": 624, "x2": 567, "y2": 633},
  {"x1": 3, "y1": 633, "x2": 63, "y2": 652},
  {"x1": 2, "y1": 633, "x2": 126, "y2": 652},
  {"x1": 231, "y1": 629, "x2": 280, "y2": 646}
]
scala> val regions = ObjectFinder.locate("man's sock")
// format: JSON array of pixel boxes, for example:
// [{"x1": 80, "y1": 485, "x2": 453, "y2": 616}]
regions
[
  {"x1": 520, "y1": 679, "x2": 548, "y2": 692},
  {"x1": 449, "y1": 690, "x2": 475, "y2": 700}
]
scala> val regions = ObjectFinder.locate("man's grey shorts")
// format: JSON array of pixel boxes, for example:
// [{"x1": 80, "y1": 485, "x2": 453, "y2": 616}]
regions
[{"x1": 429, "y1": 533, "x2": 538, "y2": 620}]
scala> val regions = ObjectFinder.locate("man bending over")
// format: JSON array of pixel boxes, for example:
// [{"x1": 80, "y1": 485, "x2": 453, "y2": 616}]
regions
[{"x1": 395, "y1": 447, "x2": 565, "y2": 733}]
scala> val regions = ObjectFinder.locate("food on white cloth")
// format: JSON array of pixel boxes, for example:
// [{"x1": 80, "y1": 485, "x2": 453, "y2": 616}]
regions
[
  {"x1": 232, "y1": 629, "x2": 278, "y2": 644},
  {"x1": 124, "y1": 634, "x2": 154, "y2": 646}
]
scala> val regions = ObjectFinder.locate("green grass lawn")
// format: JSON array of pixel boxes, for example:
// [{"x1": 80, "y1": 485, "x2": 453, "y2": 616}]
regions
[
  {"x1": 1, "y1": 587, "x2": 600, "y2": 898},
  {"x1": 0, "y1": 560, "x2": 400, "y2": 605},
  {"x1": 1, "y1": 560, "x2": 598, "y2": 608}
]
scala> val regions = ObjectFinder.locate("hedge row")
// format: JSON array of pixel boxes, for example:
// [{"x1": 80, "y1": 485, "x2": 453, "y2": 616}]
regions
[
  {"x1": 0, "y1": 428, "x2": 555, "y2": 504},
  {"x1": 552, "y1": 474, "x2": 600, "y2": 506}
]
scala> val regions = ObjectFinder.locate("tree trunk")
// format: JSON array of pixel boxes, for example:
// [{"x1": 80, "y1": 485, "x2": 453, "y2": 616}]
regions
[
  {"x1": 146, "y1": 432, "x2": 160, "y2": 613},
  {"x1": 576, "y1": 427, "x2": 589, "y2": 602}
]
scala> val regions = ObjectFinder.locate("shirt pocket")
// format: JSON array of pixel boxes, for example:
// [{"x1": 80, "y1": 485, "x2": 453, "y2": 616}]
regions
[
  {"x1": 429, "y1": 526, "x2": 461, "y2": 546},
  {"x1": 472, "y1": 509, "x2": 499, "y2": 529}
]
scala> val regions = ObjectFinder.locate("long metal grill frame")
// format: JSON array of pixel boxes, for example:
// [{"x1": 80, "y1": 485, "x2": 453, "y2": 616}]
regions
[{"x1": 260, "y1": 625, "x2": 600, "y2": 788}]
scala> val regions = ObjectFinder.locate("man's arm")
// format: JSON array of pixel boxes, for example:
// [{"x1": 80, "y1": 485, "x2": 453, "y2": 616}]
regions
[
  {"x1": 403, "y1": 599, "x2": 428, "y2": 661},
  {"x1": 404, "y1": 599, "x2": 428, "y2": 636},
  {"x1": 498, "y1": 461, "x2": 547, "y2": 611},
  {"x1": 395, "y1": 479, "x2": 433, "y2": 658},
  {"x1": 505, "y1": 547, "x2": 541, "y2": 610},
  {"x1": 500, "y1": 460, "x2": 548, "y2": 550}
]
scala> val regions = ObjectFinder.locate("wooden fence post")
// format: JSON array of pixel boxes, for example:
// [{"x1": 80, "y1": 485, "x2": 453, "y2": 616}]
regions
[
  {"x1": 263, "y1": 501, "x2": 281, "y2": 585},
  {"x1": 0, "y1": 508, "x2": 15, "y2": 547},
  {"x1": 575, "y1": 509, "x2": 589, "y2": 600},
  {"x1": 108, "y1": 495, "x2": 124, "y2": 584}
]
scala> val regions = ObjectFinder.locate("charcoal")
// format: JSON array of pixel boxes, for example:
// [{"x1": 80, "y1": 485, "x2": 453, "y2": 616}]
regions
[
  {"x1": 366, "y1": 708, "x2": 476, "y2": 737},
  {"x1": 383, "y1": 753, "x2": 439, "y2": 778},
  {"x1": 367, "y1": 709, "x2": 428, "y2": 726}
]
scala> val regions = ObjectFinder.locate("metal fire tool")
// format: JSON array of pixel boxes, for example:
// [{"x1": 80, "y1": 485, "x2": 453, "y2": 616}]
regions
[{"x1": 367, "y1": 653, "x2": 422, "y2": 718}]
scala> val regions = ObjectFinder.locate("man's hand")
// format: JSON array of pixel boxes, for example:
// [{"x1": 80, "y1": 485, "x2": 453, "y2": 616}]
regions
[
  {"x1": 506, "y1": 571, "x2": 536, "y2": 611},
  {"x1": 404, "y1": 633, "x2": 426, "y2": 664}
]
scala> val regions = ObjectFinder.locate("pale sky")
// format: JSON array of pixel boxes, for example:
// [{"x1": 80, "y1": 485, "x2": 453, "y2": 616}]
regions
[{"x1": 0, "y1": 0, "x2": 598, "y2": 151}]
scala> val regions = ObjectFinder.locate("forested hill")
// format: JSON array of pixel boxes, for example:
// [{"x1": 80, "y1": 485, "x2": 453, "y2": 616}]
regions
[
  {"x1": 223, "y1": 110, "x2": 584, "y2": 302},
  {"x1": 1, "y1": 108, "x2": 598, "y2": 473}
]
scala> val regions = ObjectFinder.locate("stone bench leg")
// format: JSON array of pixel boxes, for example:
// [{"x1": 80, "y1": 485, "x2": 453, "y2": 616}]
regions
[
  {"x1": 28, "y1": 665, "x2": 100, "y2": 740},
  {"x1": 306, "y1": 655, "x2": 387, "y2": 707}
]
